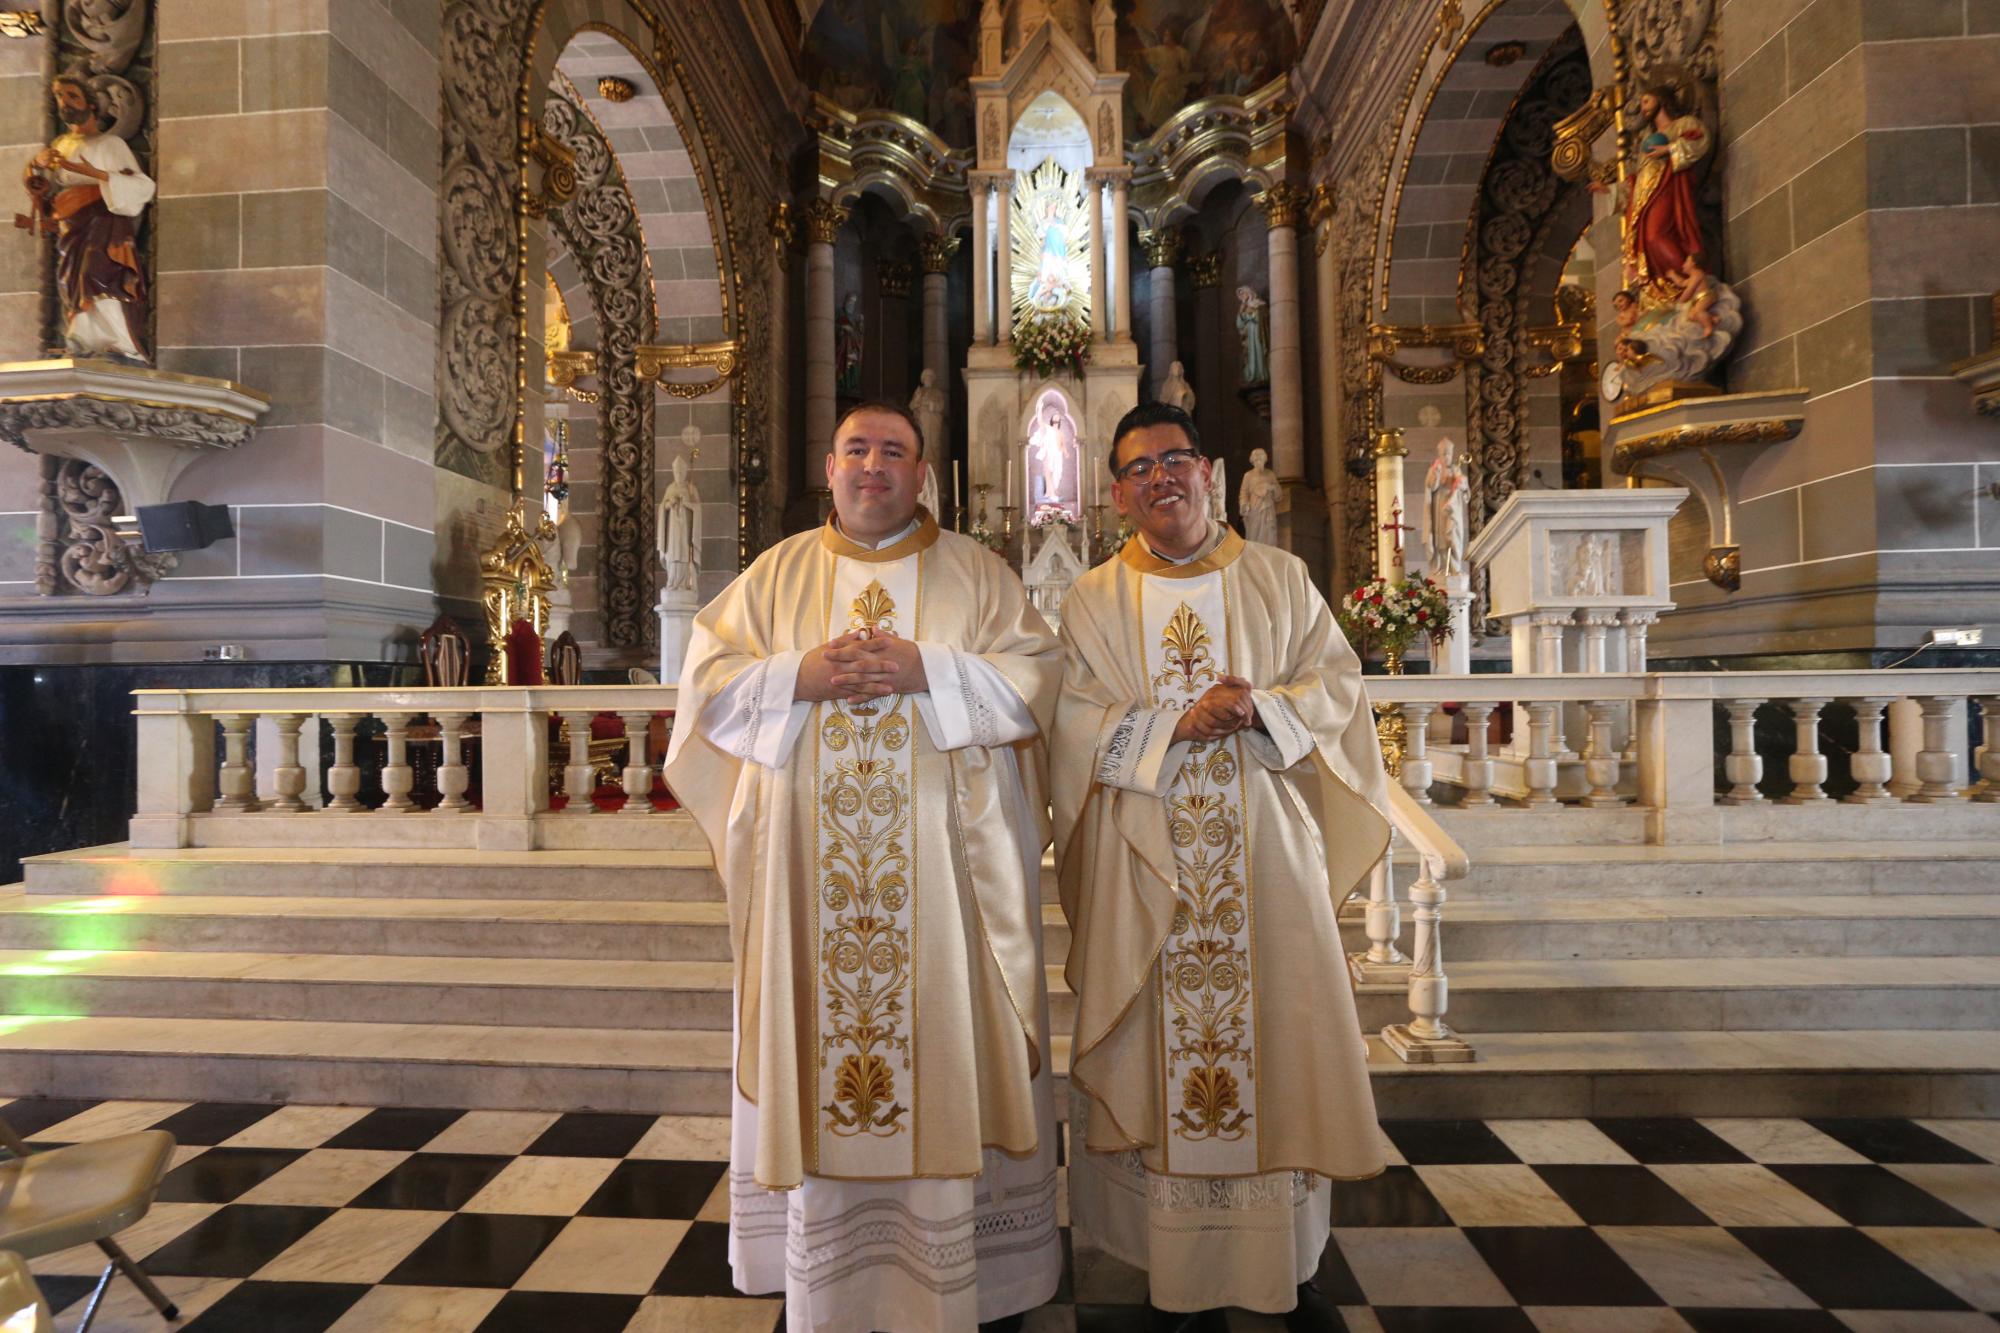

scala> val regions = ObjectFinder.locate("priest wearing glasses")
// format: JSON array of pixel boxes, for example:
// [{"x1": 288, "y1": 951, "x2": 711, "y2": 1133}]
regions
[{"x1": 1052, "y1": 402, "x2": 1393, "y2": 1327}]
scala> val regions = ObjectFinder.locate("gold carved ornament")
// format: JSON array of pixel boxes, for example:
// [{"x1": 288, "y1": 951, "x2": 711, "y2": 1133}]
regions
[
  {"x1": 1256, "y1": 182, "x2": 1311, "y2": 231},
  {"x1": 522, "y1": 116, "x2": 578, "y2": 220},
  {"x1": 918, "y1": 232, "x2": 959, "y2": 274},
  {"x1": 478, "y1": 502, "x2": 559, "y2": 684},
  {"x1": 803, "y1": 198, "x2": 849, "y2": 247},
  {"x1": 817, "y1": 577, "x2": 914, "y2": 1138},
  {"x1": 1137, "y1": 227, "x2": 1184, "y2": 271},
  {"x1": 635, "y1": 339, "x2": 744, "y2": 400},
  {"x1": 0, "y1": 11, "x2": 44, "y2": 36},
  {"x1": 1187, "y1": 250, "x2": 1222, "y2": 290},
  {"x1": 596, "y1": 76, "x2": 635, "y2": 102},
  {"x1": 1150, "y1": 601, "x2": 1254, "y2": 1142},
  {"x1": 1367, "y1": 322, "x2": 1485, "y2": 385}
]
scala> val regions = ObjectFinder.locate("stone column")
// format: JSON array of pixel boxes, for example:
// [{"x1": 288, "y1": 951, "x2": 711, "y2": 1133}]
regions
[
  {"x1": 1111, "y1": 173, "x2": 1132, "y2": 340},
  {"x1": 878, "y1": 260, "x2": 914, "y2": 402},
  {"x1": 996, "y1": 172, "x2": 1015, "y2": 346},
  {"x1": 971, "y1": 175, "x2": 992, "y2": 346},
  {"x1": 804, "y1": 198, "x2": 848, "y2": 483},
  {"x1": 1311, "y1": 184, "x2": 1342, "y2": 548},
  {"x1": 768, "y1": 203, "x2": 795, "y2": 526},
  {"x1": 1189, "y1": 249, "x2": 1223, "y2": 437},
  {"x1": 1088, "y1": 172, "x2": 1108, "y2": 341},
  {"x1": 1139, "y1": 227, "x2": 1182, "y2": 398},
  {"x1": 1260, "y1": 183, "x2": 1309, "y2": 484},
  {"x1": 920, "y1": 231, "x2": 957, "y2": 398}
]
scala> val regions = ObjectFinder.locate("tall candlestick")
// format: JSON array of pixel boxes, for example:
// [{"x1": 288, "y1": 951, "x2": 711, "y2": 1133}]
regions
[
  {"x1": 952, "y1": 460, "x2": 962, "y2": 526},
  {"x1": 1005, "y1": 458, "x2": 1014, "y2": 512}
]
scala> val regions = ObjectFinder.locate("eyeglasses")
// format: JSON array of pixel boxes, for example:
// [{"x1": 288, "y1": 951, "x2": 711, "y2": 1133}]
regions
[{"x1": 1113, "y1": 449, "x2": 1201, "y2": 483}]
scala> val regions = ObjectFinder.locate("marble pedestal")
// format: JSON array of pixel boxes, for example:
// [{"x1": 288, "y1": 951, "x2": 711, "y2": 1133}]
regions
[{"x1": 657, "y1": 586, "x2": 698, "y2": 685}]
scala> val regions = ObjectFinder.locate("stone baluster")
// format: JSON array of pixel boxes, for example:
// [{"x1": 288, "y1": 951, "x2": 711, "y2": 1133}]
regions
[
  {"x1": 1382, "y1": 853, "x2": 1473, "y2": 1063},
  {"x1": 1780, "y1": 697, "x2": 1831, "y2": 803},
  {"x1": 1459, "y1": 701, "x2": 1495, "y2": 806},
  {"x1": 620, "y1": 710, "x2": 655, "y2": 815},
  {"x1": 378, "y1": 712, "x2": 415, "y2": 812},
  {"x1": 214, "y1": 714, "x2": 262, "y2": 812},
  {"x1": 435, "y1": 712, "x2": 471, "y2": 812},
  {"x1": 1845, "y1": 697, "x2": 1896, "y2": 805},
  {"x1": 1974, "y1": 697, "x2": 2000, "y2": 802},
  {"x1": 562, "y1": 709, "x2": 598, "y2": 813},
  {"x1": 1349, "y1": 830, "x2": 1408, "y2": 983},
  {"x1": 1721, "y1": 698, "x2": 1765, "y2": 803},
  {"x1": 325, "y1": 713, "x2": 363, "y2": 811},
  {"x1": 266, "y1": 713, "x2": 308, "y2": 812},
  {"x1": 1399, "y1": 702, "x2": 1435, "y2": 804},
  {"x1": 1911, "y1": 695, "x2": 1967, "y2": 802},
  {"x1": 1521, "y1": 701, "x2": 1561, "y2": 809},
  {"x1": 1582, "y1": 699, "x2": 1625, "y2": 807}
]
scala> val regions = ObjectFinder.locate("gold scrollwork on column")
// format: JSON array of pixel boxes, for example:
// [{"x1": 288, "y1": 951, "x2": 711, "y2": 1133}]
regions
[
  {"x1": 547, "y1": 348, "x2": 598, "y2": 390},
  {"x1": 1551, "y1": 85, "x2": 1622, "y2": 186},
  {"x1": 769, "y1": 201, "x2": 797, "y2": 259},
  {"x1": 522, "y1": 116, "x2": 578, "y2": 220},
  {"x1": 1137, "y1": 227, "x2": 1184, "y2": 270},
  {"x1": 1366, "y1": 322, "x2": 1485, "y2": 384},
  {"x1": 919, "y1": 232, "x2": 959, "y2": 273}
]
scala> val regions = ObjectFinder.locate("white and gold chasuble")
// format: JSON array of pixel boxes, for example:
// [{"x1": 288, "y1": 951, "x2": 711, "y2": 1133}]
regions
[
  {"x1": 665, "y1": 512, "x2": 1063, "y2": 1333},
  {"x1": 1052, "y1": 527, "x2": 1394, "y2": 1314}
]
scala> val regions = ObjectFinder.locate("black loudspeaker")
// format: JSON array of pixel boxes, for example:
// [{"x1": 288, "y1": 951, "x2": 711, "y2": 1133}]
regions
[{"x1": 135, "y1": 502, "x2": 235, "y2": 553}]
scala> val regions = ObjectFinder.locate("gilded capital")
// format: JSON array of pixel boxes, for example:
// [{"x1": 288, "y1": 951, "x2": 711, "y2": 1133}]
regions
[
  {"x1": 803, "y1": 197, "x2": 849, "y2": 246},
  {"x1": 1137, "y1": 228, "x2": 1183, "y2": 270},
  {"x1": 1188, "y1": 250, "x2": 1222, "y2": 289},
  {"x1": 1258, "y1": 182, "x2": 1310, "y2": 230},
  {"x1": 1373, "y1": 427, "x2": 1407, "y2": 459},
  {"x1": 1308, "y1": 182, "x2": 1335, "y2": 228},
  {"x1": 919, "y1": 232, "x2": 960, "y2": 274}
]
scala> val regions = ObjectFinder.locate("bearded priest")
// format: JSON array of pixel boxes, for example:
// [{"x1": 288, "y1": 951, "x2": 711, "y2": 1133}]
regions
[
  {"x1": 664, "y1": 401, "x2": 1063, "y2": 1333},
  {"x1": 1052, "y1": 402, "x2": 1393, "y2": 1324}
]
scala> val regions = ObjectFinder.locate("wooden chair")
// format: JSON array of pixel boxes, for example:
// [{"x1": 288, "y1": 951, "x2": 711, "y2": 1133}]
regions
[{"x1": 0, "y1": 1117, "x2": 178, "y2": 1332}]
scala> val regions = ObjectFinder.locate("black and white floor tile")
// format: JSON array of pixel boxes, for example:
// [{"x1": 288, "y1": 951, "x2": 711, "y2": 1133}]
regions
[{"x1": 5, "y1": 1098, "x2": 1998, "y2": 1332}]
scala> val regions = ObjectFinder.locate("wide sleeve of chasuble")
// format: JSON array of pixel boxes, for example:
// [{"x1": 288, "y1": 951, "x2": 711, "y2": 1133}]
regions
[
  {"x1": 1051, "y1": 542, "x2": 1392, "y2": 1178},
  {"x1": 663, "y1": 528, "x2": 1062, "y2": 1190}
]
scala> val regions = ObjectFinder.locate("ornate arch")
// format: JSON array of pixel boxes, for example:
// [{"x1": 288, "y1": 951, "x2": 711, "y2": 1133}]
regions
[
  {"x1": 437, "y1": 0, "x2": 781, "y2": 588},
  {"x1": 1462, "y1": 35, "x2": 1592, "y2": 524},
  {"x1": 543, "y1": 76, "x2": 658, "y2": 650}
]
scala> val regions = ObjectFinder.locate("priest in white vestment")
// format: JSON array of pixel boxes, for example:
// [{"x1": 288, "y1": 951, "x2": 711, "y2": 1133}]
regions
[
  {"x1": 1052, "y1": 402, "x2": 1393, "y2": 1321},
  {"x1": 664, "y1": 401, "x2": 1064, "y2": 1333}
]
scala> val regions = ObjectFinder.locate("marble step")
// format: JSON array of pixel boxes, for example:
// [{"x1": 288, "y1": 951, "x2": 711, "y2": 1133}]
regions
[
  {"x1": 1425, "y1": 800, "x2": 2000, "y2": 849},
  {"x1": 11, "y1": 949, "x2": 1998, "y2": 1037},
  {"x1": 20, "y1": 845, "x2": 723, "y2": 902},
  {"x1": 0, "y1": 1014, "x2": 1991, "y2": 1119},
  {"x1": 1400, "y1": 893, "x2": 2000, "y2": 961},
  {"x1": 1391, "y1": 842, "x2": 2000, "y2": 898}
]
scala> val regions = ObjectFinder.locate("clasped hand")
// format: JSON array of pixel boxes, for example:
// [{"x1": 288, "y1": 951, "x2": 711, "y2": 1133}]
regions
[
  {"x1": 795, "y1": 630, "x2": 928, "y2": 705},
  {"x1": 1172, "y1": 674, "x2": 1259, "y2": 744}
]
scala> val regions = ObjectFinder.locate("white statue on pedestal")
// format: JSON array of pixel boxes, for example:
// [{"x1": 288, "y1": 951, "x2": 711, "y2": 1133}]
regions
[
  {"x1": 1158, "y1": 359, "x2": 1195, "y2": 414},
  {"x1": 1423, "y1": 439, "x2": 1469, "y2": 578},
  {"x1": 539, "y1": 507, "x2": 583, "y2": 641},
  {"x1": 1239, "y1": 446, "x2": 1279, "y2": 547},
  {"x1": 911, "y1": 368, "x2": 946, "y2": 517},
  {"x1": 656, "y1": 452, "x2": 702, "y2": 593}
]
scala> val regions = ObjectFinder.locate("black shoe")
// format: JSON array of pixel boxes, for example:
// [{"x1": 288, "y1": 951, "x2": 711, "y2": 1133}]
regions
[
  {"x1": 1285, "y1": 1279, "x2": 1344, "y2": 1332},
  {"x1": 978, "y1": 1317, "x2": 1026, "y2": 1333},
  {"x1": 1147, "y1": 1307, "x2": 1229, "y2": 1333}
]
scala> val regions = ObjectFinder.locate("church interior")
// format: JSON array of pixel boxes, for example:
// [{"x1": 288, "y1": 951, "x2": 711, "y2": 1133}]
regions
[{"x1": 0, "y1": 0, "x2": 1997, "y2": 1328}]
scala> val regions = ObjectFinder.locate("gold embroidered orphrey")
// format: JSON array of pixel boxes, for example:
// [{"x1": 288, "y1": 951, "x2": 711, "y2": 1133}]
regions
[
  {"x1": 1151, "y1": 599, "x2": 1257, "y2": 1151},
  {"x1": 818, "y1": 577, "x2": 914, "y2": 1140}
]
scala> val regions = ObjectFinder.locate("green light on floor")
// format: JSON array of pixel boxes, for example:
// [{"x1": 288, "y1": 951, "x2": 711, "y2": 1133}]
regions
[
  {"x1": 0, "y1": 1014, "x2": 79, "y2": 1038},
  {"x1": 43, "y1": 950, "x2": 103, "y2": 963},
  {"x1": 0, "y1": 949, "x2": 106, "y2": 977}
]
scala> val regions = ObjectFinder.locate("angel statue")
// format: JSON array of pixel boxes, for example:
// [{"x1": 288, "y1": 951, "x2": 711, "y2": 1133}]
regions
[
  {"x1": 881, "y1": 13, "x2": 936, "y2": 124},
  {"x1": 17, "y1": 72, "x2": 154, "y2": 361},
  {"x1": 1236, "y1": 286, "x2": 1268, "y2": 386}
]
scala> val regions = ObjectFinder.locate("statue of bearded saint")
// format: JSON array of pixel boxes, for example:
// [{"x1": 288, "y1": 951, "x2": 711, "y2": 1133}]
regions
[{"x1": 18, "y1": 74, "x2": 156, "y2": 362}]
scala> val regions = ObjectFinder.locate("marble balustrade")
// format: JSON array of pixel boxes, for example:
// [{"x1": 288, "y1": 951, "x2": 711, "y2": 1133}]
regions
[{"x1": 1368, "y1": 670, "x2": 2000, "y2": 840}]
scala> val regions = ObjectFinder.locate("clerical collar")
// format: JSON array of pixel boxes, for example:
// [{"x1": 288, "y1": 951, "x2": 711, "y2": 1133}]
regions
[
  {"x1": 1120, "y1": 521, "x2": 1246, "y2": 579},
  {"x1": 1143, "y1": 520, "x2": 1224, "y2": 566},
  {"x1": 821, "y1": 506, "x2": 941, "y2": 563}
]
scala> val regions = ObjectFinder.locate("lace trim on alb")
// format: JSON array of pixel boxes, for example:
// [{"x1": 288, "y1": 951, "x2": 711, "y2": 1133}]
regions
[
  {"x1": 737, "y1": 662, "x2": 768, "y2": 760},
  {"x1": 954, "y1": 649, "x2": 1000, "y2": 749},
  {"x1": 1098, "y1": 705, "x2": 1159, "y2": 786}
]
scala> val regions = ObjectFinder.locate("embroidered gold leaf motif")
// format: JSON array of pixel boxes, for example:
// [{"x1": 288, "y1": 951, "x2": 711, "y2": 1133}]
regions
[
  {"x1": 818, "y1": 674, "x2": 914, "y2": 1140},
  {"x1": 1153, "y1": 601, "x2": 1219, "y2": 694},
  {"x1": 850, "y1": 579, "x2": 897, "y2": 636},
  {"x1": 1174, "y1": 1065, "x2": 1250, "y2": 1137}
]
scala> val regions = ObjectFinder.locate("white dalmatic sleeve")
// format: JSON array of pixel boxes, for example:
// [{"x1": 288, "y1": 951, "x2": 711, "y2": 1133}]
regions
[{"x1": 912, "y1": 641, "x2": 1038, "y2": 750}]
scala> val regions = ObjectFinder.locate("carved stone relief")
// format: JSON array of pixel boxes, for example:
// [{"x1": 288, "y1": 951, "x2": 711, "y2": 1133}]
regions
[
  {"x1": 1462, "y1": 35, "x2": 1591, "y2": 527},
  {"x1": 34, "y1": 454, "x2": 172, "y2": 596},
  {"x1": 544, "y1": 80, "x2": 657, "y2": 652}
]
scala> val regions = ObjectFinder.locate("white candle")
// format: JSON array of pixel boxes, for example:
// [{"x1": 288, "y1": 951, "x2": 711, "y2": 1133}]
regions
[
  {"x1": 1005, "y1": 458, "x2": 1014, "y2": 510},
  {"x1": 952, "y1": 460, "x2": 961, "y2": 511}
]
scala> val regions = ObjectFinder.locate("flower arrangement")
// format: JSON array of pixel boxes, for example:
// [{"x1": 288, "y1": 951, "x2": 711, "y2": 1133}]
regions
[
  {"x1": 968, "y1": 517, "x2": 1006, "y2": 554},
  {"x1": 1030, "y1": 503, "x2": 1078, "y2": 530},
  {"x1": 1337, "y1": 574, "x2": 1452, "y2": 668},
  {"x1": 1013, "y1": 309, "x2": 1092, "y2": 378}
]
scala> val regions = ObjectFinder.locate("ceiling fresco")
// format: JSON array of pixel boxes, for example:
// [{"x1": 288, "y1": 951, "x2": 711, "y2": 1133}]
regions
[{"x1": 801, "y1": 0, "x2": 1299, "y2": 144}]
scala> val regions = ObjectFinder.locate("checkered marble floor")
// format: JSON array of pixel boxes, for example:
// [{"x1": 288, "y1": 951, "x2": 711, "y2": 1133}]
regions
[{"x1": 5, "y1": 1098, "x2": 1999, "y2": 1332}]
